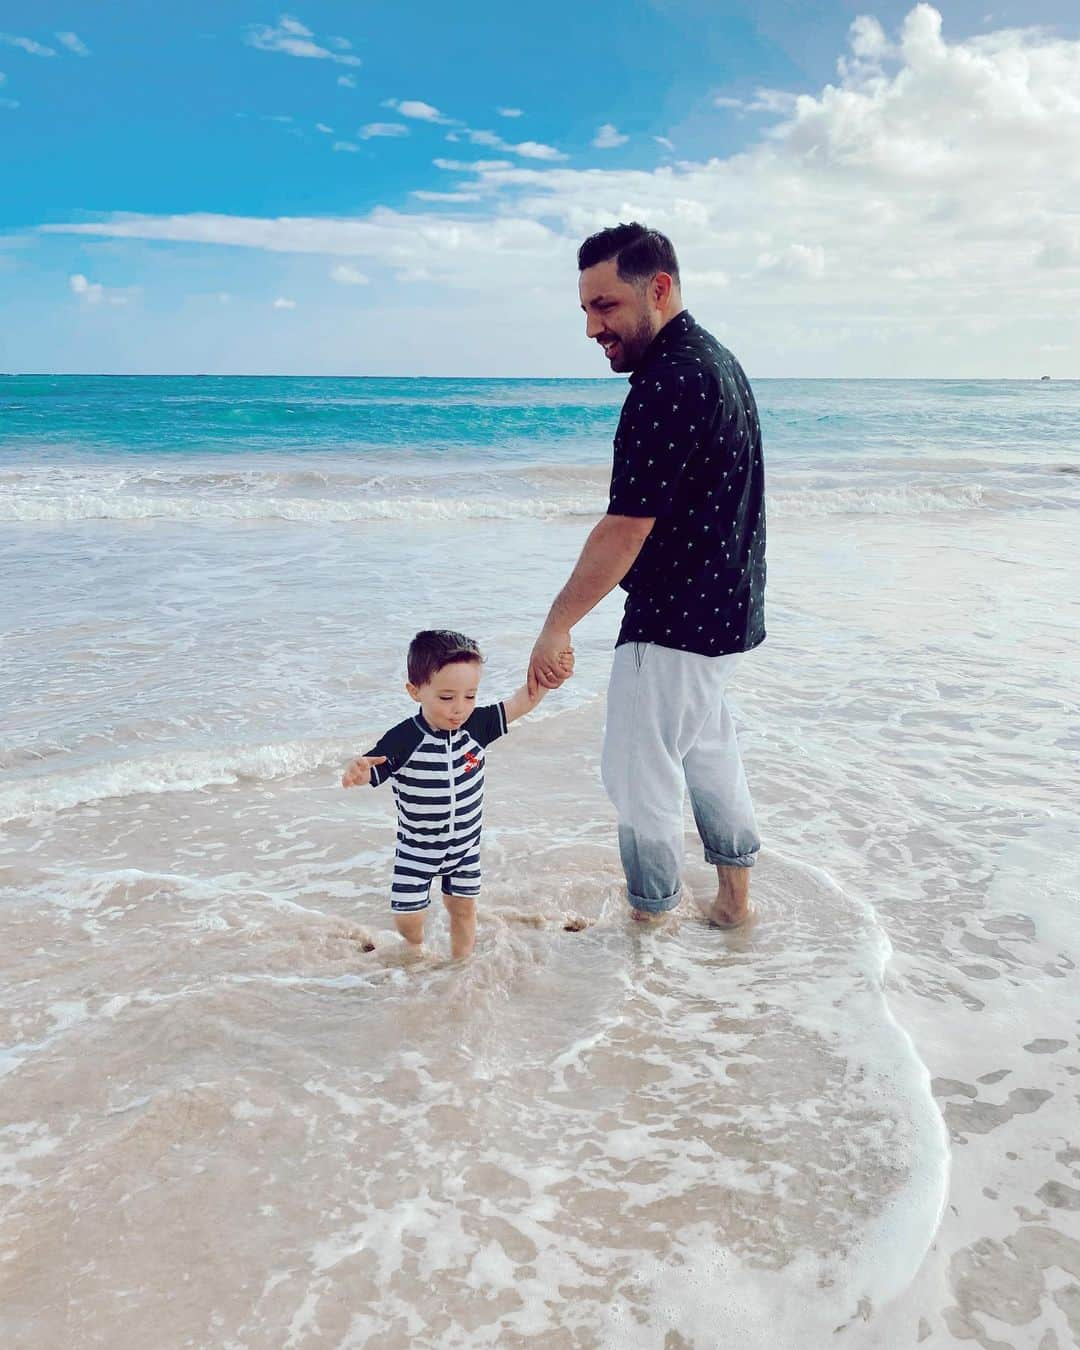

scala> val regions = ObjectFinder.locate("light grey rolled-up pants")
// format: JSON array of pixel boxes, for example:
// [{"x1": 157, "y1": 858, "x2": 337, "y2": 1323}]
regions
[{"x1": 601, "y1": 641, "x2": 760, "y2": 914}]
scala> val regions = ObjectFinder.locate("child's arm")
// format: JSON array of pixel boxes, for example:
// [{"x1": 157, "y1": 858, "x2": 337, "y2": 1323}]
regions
[
  {"x1": 340, "y1": 754, "x2": 388, "y2": 788},
  {"x1": 341, "y1": 717, "x2": 424, "y2": 788},
  {"x1": 502, "y1": 647, "x2": 574, "y2": 724}
]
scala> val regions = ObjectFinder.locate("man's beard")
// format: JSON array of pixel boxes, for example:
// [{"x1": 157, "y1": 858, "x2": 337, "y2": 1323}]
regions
[{"x1": 608, "y1": 313, "x2": 658, "y2": 373}]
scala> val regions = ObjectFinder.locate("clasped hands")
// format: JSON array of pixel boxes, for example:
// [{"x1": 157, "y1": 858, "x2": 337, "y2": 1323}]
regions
[{"x1": 528, "y1": 627, "x2": 575, "y2": 698}]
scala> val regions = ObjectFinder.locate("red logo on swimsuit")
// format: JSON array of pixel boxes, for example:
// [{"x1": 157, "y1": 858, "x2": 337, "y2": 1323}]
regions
[{"x1": 464, "y1": 752, "x2": 480, "y2": 773}]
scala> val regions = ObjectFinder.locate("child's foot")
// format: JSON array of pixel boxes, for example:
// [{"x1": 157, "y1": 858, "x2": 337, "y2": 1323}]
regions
[{"x1": 562, "y1": 915, "x2": 593, "y2": 932}]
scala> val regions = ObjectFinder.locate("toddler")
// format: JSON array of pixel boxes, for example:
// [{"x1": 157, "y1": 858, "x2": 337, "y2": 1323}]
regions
[{"x1": 342, "y1": 629, "x2": 572, "y2": 958}]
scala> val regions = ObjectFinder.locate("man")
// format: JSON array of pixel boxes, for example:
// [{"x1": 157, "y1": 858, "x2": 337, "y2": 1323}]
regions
[{"x1": 528, "y1": 222, "x2": 766, "y2": 927}]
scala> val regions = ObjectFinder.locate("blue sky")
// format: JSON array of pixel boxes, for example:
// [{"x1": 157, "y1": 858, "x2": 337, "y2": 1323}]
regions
[{"x1": 2, "y1": 2, "x2": 1079, "y2": 375}]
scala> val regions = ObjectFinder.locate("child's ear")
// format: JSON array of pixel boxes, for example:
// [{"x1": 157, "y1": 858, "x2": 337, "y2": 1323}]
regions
[{"x1": 405, "y1": 681, "x2": 420, "y2": 701}]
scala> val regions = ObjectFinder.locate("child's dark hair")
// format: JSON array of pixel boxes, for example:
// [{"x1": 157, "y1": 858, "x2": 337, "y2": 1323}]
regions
[{"x1": 407, "y1": 630, "x2": 484, "y2": 686}]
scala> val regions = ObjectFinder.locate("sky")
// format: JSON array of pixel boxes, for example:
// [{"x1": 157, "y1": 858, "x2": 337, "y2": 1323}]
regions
[{"x1": 1, "y1": 1, "x2": 1078, "y2": 377}]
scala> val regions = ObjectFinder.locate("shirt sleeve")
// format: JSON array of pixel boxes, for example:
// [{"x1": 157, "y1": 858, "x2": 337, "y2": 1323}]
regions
[
  {"x1": 363, "y1": 718, "x2": 423, "y2": 787},
  {"x1": 608, "y1": 366, "x2": 711, "y2": 519},
  {"x1": 463, "y1": 701, "x2": 508, "y2": 748}
]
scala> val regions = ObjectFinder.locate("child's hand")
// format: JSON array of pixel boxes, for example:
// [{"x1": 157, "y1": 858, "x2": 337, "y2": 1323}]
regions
[
  {"x1": 341, "y1": 755, "x2": 387, "y2": 788},
  {"x1": 557, "y1": 647, "x2": 575, "y2": 678}
]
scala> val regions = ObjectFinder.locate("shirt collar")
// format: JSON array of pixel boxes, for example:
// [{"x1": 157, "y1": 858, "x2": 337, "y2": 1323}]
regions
[
  {"x1": 628, "y1": 310, "x2": 695, "y2": 384},
  {"x1": 415, "y1": 709, "x2": 451, "y2": 740}
]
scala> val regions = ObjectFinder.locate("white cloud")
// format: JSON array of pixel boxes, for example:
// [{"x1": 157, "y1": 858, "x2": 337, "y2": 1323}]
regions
[
  {"x1": 848, "y1": 15, "x2": 892, "y2": 62},
  {"x1": 69, "y1": 273, "x2": 128, "y2": 305},
  {"x1": 315, "y1": 122, "x2": 333, "y2": 134},
  {"x1": 330, "y1": 264, "x2": 370, "y2": 284},
  {"x1": 746, "y1": 88, "x2": 800, "y2": 115},
  {"x1": 70, "y1": 273, "x2": 99, "y2": 300},
  {"x1": 337, "y1": 74, "x2": 356, "y2": 88},
  {"x1": 593, "y1": 123, "x2": 628, "y2": 149},
  {"x1": 0, "y1": 33, "x2": 56, "y2": 57},
  {"x1": 0, "y1": 98, "x2": 17, "y2": 110},
  {"x1": 245, "y1": 16, "x2": 361, "y2": 66},
  {"x1": 654, "y1": 136, "x2": 675, "y2": 151},
  {"x1": 42, "y1": 8, "x2": 1080, "y2": 373},
  {"x1": 512, "y1": 140, "x2": 566, "y2": 161},
  {"x1": 683, "y1": 268, "x2": 731, "y2": 288},
  {"x1": 218, "y1": 292, "x2": 232, "y2": 303},
  {"x1": 715, "y1": 89, "x2": 799, "y2": 115},
  {"x1": 55, "y1": 31, "x2": 90, "y2": 57},
  {"x1": 463, "y1": 129, "x2": 504, "y2": 149},
  {"x1": 497, "y1": 107, "x2": 523, "y2": 118},
  {"x1": 459, "y1": 127, "x2": 566, "y2": 160},
  {"x1": 333, "y1": 140, "x2": 359, "y2": 153},
  {"x1": 434, "y1": 158, "x2": 513, "y2": 172},
  {"x1": 273, "y1": 297, "x2": 297, "y2": 309},
  {"x1": 384, "y1": 98, "x2": 449, "y2": 123},
  {"x1": 48, "y1": 211, "x2": 565, "y2": 293},
  {"x1": 757, "y1": 243, "x2": 826, "y2": 277},
  {"x1": 413, "y1": 190, "x2": 483, "y2": 203},
  {"x1": 359, "y1": 122, "x2": 408, "y2": 139}
]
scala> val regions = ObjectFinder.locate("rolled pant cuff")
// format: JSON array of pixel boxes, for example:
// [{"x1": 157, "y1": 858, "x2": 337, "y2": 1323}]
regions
[
  {"x1": 704, "y1": 846, "x2": 758, "y2": 869},
  {"x1": 627, "y1": 886, "x2": 682, "y2": 915}
]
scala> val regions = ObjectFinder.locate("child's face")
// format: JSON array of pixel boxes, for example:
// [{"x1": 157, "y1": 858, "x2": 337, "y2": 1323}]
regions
[{"x1": 406, "y1": 659, "x2": 481, "y2": 732}]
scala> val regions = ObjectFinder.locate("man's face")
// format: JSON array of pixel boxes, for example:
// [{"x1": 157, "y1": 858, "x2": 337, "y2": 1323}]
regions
[{"x1": 579, "y1": 259, "x2": 661, "y2": 374}]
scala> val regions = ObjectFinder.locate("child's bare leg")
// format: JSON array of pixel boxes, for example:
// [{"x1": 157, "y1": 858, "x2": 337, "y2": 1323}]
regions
[
  {"x1": 394, "y1": 910, "x2": 426, "y2": 949},
  {"x1": 442, "y1": 892, "x2": 477, "y2": 959}
]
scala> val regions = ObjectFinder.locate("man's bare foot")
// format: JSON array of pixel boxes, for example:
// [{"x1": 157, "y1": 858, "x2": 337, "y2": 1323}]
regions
[
  {"x1": 703, "y1": 865, "x2": 752, "y2": 928},
  {"x1": 704, "y1": 902, "x2": 754, "y2": 929},
  {"x1": 630, "y1": 907, "x2": 668, "y2": 924}
]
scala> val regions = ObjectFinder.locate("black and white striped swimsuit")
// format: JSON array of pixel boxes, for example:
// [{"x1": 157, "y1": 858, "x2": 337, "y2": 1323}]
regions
[{"x1": 366, "y1": 704, "x2": 507, "y2": 911}]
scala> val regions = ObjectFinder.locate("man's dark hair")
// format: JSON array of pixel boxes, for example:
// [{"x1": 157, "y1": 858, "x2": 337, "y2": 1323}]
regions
[
  {"x1": 577, "y1": 222, "x2": 680, "y2": 286},
  {"x1": 407, "y1": 629, "x2": 483, "y2": 686}
]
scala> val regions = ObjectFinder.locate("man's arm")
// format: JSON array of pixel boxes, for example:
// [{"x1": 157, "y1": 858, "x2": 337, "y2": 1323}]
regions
[{"x1": 528, "y1": 513, "x2": 654, "y2": 696}]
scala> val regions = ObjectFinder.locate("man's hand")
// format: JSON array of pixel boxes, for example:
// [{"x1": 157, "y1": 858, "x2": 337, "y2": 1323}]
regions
[
  {"x1": 340, "y1": 755, "x2": 387, "y2": 788},
  {"x1": 528, "y1": 628, "x2": 574, "y2": 698}
]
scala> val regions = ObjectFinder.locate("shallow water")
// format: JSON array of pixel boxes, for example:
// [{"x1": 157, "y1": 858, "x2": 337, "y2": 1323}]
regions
[{"x1": 2, "y1": 377, "x2": 1079, "y2": 1347}]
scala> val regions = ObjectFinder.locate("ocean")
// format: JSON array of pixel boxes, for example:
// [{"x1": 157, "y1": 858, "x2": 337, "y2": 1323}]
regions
[{"x1": 1, "y1": 375, "x2": 1078, "y2": 1348}]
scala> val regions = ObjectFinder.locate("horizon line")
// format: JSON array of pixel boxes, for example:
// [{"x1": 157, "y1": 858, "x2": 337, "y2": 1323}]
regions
[{"x1": 0, "y1": 372, "x2": 1070, "y2": 382}]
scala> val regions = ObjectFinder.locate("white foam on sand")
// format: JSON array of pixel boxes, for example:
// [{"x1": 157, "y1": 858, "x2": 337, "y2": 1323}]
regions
[
  {"x1": 194, "y1": 849, "x2": 948, "y2": 1348},
  {"x1": 0, "y1": 489, "x2": 603, "y2": 524}
]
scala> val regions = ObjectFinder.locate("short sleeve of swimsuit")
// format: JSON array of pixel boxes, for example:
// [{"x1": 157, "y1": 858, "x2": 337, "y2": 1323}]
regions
[
  {"x1": 364, "y1": 717, "x2": 424, "y2": 787},
  {"x1": 462, "y1": 701, "x2": 508, "y2": 748}
]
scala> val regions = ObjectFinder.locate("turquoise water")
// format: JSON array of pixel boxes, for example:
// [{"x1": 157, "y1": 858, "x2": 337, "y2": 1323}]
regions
[{"x1": 3, "y1": 374, "x2": 1078, "y2": 466}]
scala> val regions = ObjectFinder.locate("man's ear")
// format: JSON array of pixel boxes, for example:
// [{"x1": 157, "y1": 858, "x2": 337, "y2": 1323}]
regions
[{"x1": 652, "y1": 271, "x2": 673, "y2": 306}]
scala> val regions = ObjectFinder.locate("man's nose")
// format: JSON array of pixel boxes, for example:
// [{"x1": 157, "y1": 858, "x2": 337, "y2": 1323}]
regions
[{"x1": 585, "y1": 311, "x2": 605, "y2": 339}]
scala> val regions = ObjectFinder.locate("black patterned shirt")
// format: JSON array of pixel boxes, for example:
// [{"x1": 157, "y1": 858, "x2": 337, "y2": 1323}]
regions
[{"x1": 607, "y1": 310, "x2": 766, "y2": 656}]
